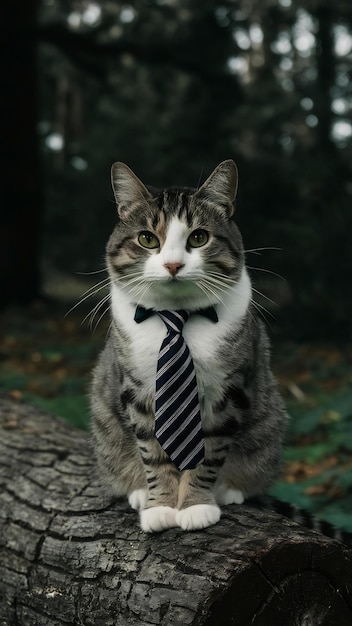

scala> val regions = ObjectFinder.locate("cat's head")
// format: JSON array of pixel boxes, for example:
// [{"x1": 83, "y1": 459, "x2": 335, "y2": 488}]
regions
[{"x1": 107, "y1": 160, "x2": 245, "y2": 310}]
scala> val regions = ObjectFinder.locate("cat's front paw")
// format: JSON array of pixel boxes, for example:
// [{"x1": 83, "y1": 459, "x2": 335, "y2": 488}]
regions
[
  {"x1": 128, "y1": 488, "x2": 148, "y2": 511},
  {"x1": 140, "y1": 506, "x2": 178, "y2": 533},
  {"x1": 176, "y1": 504, "x2": 221, "y2": 531}
]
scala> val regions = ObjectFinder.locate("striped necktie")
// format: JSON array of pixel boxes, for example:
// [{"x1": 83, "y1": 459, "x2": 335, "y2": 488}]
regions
[{"x1": 155, "y1": 310, "x2": 204, "y2": 471}]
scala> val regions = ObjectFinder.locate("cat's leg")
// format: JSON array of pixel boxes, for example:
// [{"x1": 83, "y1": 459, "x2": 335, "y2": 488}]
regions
[
  {"x1": 127, "y1": 467, "x2": 178, "y2": 533},
  {"x1": 138, "y1": 447, "x2": 180, "y2": 532},
  {"x1": 176, "y1": 472, "x2": 220, "y2": 530},
  {"x1": 175, "y1": 440, "x2": 228, "y2": 531},
  {"x1": 131, "y1": 409, "x2": 180, "y2": 532},
  {"x1": 92, "y1": 401, "x2": 147, "y2": 498}
]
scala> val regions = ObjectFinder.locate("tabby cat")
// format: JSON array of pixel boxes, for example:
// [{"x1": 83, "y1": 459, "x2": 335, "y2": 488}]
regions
[{"x1": 91, "y1": 160, "x2": 288, "y2": 533}]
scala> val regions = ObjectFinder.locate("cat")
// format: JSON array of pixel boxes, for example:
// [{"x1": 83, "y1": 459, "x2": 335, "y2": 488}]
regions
[{"x1": 90, "y1": 159, "x2": 288, "y2": 533}]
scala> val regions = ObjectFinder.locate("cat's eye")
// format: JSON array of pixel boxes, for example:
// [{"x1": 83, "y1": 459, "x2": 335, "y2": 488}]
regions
[
  {"x1": 138, "y1": 231, "x2": 160, "y2": 249},
  {"x1": 188, "y1": 229, "x2": 209, "y2": 248}
]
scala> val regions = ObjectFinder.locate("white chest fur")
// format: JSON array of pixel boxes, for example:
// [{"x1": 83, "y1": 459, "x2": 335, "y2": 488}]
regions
[{"x1": 110, "y1": 269, "x2": 251, "y2": 422}]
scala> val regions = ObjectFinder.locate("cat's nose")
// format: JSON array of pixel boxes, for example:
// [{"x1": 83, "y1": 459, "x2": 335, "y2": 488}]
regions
[{"x1": 164, "y1": 262, "x2": 184, "y2": 276}]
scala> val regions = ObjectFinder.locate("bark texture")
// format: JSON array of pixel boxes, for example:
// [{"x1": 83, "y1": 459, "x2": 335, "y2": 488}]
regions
[{"x1": 0, "y1": 392, "x2": 351, "y2": 626}]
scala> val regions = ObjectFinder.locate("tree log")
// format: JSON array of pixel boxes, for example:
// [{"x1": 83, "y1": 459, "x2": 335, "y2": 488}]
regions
[{"x1": 0, "y1": 392, "x2": 351, "y2": 626}]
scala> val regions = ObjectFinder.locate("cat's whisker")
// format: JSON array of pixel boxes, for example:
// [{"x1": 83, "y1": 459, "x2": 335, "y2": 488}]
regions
[
  {"x1": 203, "y1": 276, "x2": 239, "y2": 301},
  {"x1": 93, "y1": 303, "x2": 111, "y2": 334},
  {"x1": 111, "y1": 272, "x2": 149, "y2": 299},
  {"x1": 76, "y1": 268, "x2": 107, "y2": 276},
  {"x1": 196, "y1": 278, "x2": 220, "y2": 298},
  {"x1": 127, "y1": 280, "x2": 151, "y2": 302},
  {"x1": 118, "y1": 270, "x2": 146, "y2": 279},
  {"x1": 205, "y1": 270, "x2": 233, "y2": 281},
  {"x1": 105, "y1": 320, "x2": 113, "y2": 341},
  {"x1": 196, "y1": 280, "x2": 228, "y2": 310},
  {"x1": 86, "y1": 293, "x2": 111, "y2": 325},
  {"x1": 251, "y1": 287, "x2": 277, "y2": 308},
  {"x1": 116, "y1": 271, "x2": 149, "y2": 289},
  {"x1": 203, "y1": 282, "x2": 231, "y2": 299},
  {"x1": 124, "y1": 275, "x2": 147, "y2": 291},
  {"x1": 120, "y1": 275, "x2": 146, "y2": 288},
  {"x1": 205, "y1": 276, "x2": 235, "y2": 293},
  {"x1": 207, "y1": 272, "x2": 235, "y2": 284},
  {"x1": 250, "y1": 300, "x2": 268, "y2": 325},
  {"x1": 82, "y1": 279, "x2": 110, "y2": 299},
  {"x1": 244, "y1": 247, "x2": 282, "y2": 255},
  {"x1": 83, "y1": 293, "x2": 111, "y2": 329},
  {"x1": 206, "y1": 272, "x2": 236, "y2": 287},
  {"x1": 128, "y1": 282, "x2": 146, "y2": 298},
  {"x1": 65, "y1": 278, "x2": 112, "y2": 317},
  {"x1": 195, "y1": 281, "x2": 214, "y2": 306},
  {"x1": 201, "y1": 271, "x2": 251, "y2": 319},
  {"x1": 134, "y1": 283, "x2": 152, "y2": 305},
  {"x1": 247, "y1": 266, "x2": 286, "y2": 282},
  {"x1": 250, "y1": 298, "x2": 276, "y2": 325},
  {"x1": 79, "y1": 276, "x2": 111, "y2": 297}
]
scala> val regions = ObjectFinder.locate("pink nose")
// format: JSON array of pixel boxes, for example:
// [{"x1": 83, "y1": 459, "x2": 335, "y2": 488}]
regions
[{"x1": 164, "y1": 262, "x2": 184, "y2": 276}]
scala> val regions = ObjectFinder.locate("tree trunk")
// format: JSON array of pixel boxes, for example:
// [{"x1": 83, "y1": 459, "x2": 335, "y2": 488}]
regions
[
  {"x1": 0, "y1": 392, "x2": 351, "y2": 626},
  {"x1": 0, "y1": 0, "x2": 42, "y2": 305}
]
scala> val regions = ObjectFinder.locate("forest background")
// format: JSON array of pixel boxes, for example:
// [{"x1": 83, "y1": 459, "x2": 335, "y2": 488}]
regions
[{"x1": 1, "y1": 0, "x2": 352, "y2": 532}]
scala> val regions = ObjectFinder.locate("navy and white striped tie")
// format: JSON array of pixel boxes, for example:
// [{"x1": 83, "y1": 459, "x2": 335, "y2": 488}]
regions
[{"x1": 155, "y1": 310, "x2": 205, "y2": 471}]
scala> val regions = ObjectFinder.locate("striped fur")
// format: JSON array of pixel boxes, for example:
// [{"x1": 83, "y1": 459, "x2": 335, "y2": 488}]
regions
[{"x1": 91, "y1": 160, "x2": 288, "y2": 532}]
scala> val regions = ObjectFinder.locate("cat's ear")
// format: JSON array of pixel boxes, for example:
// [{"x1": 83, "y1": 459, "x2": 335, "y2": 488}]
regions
[
  {"x1": 111, "y1": 162, "x2": 152, "y2": 218},
  {"x1": 196, "y1": 160, "x2": 238, "y2": 217}
]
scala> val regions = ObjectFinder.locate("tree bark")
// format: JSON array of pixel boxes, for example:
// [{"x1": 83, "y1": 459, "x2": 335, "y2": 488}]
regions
[{"x1": 0, "y1": 392, "x2": 351, "y2": 626}]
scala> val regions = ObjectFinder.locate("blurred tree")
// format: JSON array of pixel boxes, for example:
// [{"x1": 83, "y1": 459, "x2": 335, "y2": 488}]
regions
[
  {"x1": 2, "y1": 0, "x2": 352, "y2": 337},
  {"x1": 0, "y1": 0, "x2": 42, "y2": 305}
]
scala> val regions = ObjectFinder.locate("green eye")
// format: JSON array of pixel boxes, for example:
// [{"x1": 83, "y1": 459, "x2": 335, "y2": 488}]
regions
[
  {"x1": 188, "y1": 229, "x2": 209, "y2": 248},
  {"x1": 138, "y1": 231, "x2": 160, "y2": 249}
]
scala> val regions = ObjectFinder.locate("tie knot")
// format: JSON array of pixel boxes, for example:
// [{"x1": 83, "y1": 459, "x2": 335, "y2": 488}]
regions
[{"x1": 158, "y1": 310, "x2": 189, "y2": 334}]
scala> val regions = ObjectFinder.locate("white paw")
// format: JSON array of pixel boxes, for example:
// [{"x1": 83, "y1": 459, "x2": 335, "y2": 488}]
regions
[
  {"x1": 175, "y1": 504, "x2": 221, "y2": 531},
  {"x1": 140, "y1": 506, "x2": 178, "y2": 533},
  {"x1": 128, "y1": 488, "x2": 148, "y2": 511},
  {"x1": 215, "y1": 485, "x2": 244, "y2": 506}
]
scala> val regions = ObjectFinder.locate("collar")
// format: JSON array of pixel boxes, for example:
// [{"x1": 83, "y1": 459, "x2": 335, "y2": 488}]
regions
[{"x1": 134, "y1": 305, "x2": 218, "y2": 324}]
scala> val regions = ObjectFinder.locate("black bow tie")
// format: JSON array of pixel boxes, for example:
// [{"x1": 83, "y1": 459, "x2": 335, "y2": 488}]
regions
[{"x1": 134, "y1": 305, "x2": 218, "y2": 324}]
